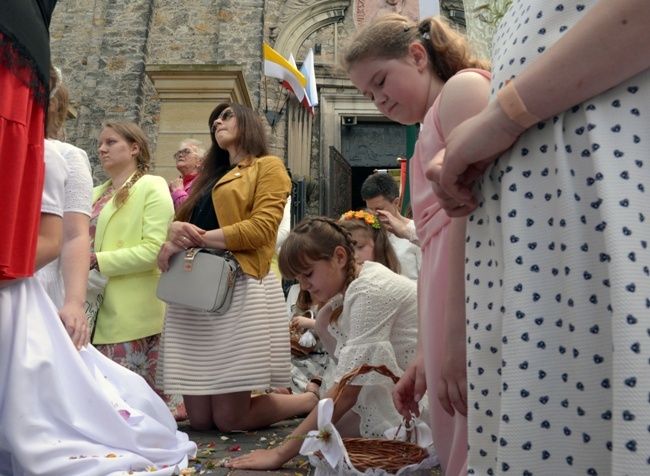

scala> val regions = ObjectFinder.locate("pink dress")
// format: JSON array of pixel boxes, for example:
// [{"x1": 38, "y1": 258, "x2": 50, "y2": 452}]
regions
[{"x1": 410, "y1": 68, "x2": 491, "y2": 476}]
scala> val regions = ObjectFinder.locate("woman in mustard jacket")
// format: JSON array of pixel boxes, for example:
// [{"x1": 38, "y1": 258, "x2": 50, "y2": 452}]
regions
[
  {"x1": 156, "y1": 103, "x2": 319, "y2": 432},
  {"x1": 91, "y1": 121, "x2": 185, "y2": 419}
]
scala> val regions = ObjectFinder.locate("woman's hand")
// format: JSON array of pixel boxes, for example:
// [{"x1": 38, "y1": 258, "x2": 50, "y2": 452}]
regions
[
  {"x1": 169, "y1": 177, "x2": 183, "y2": 192},
  {"x1": 59, "y1": 303, "x2": 90, "y2": 349},
  {"x1": 168, "y1": 221, "x2": 206, "y2": 249},
  {"x1": 426, "y1": 101, "x2": 523, "y2": 217},
  {"x1": 393, "y1": 352, "x2": 426, "y2": 420},
  {"x1": 157, "y1": 241, "x2": 184, "y2": 272},
  {"x1": 226, "y1": 448, "x2": 288, "y2": 471},
  {"x1": 89, "y1": 253, "x2": 99, "y2": 271}
]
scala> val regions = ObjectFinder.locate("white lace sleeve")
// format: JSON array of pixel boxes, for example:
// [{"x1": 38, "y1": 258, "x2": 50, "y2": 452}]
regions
[
  {"x1": 52, "y1": 140, "x2": 93, "y2": 216},
  {"x1": 42, "y1": 141, "x2": 68, "y2": 217}
]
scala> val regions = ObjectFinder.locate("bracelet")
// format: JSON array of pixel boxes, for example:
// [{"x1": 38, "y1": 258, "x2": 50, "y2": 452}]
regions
[{"x1": 497, "y1": 80, "x2": 541, "y2": 128}]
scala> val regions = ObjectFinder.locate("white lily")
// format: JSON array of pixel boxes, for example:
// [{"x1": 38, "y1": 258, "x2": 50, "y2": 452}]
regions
[{"x1": 299, "y1": 398, "x2": 344, "y2": 468}]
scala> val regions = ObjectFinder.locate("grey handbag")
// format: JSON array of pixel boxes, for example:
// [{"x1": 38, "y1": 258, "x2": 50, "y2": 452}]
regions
[{"x1": 156, "y1": 248, "x2": 239, "y2": 314}]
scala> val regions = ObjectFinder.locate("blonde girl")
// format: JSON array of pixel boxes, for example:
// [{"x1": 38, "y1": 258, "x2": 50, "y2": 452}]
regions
[
  {"x1": 343, "y1": 13, "x2": 490, "y2": 476},
  {"x1": 339, "y1": 209, "x2": 400, "y2": 273}
]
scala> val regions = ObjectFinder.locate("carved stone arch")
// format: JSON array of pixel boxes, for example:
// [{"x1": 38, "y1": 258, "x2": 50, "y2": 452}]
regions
[
  {"x1": 274, "y1": 0, "x2": 350, "y2": 56},
  {"x1": 276, "y1": 0, "x2": 350, "y2": 180}
]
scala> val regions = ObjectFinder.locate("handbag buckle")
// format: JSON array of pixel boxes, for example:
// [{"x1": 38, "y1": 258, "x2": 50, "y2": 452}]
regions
[{"x1": 184, "y1": 248, "x2": 197, "y2": 271}]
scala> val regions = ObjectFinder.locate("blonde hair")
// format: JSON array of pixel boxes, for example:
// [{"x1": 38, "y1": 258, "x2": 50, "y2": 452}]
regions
[
  {"x1": 47, "y1": 65, "x2": 69, "y2": 139},
  {"x1": 342, "y1": 14, "x2": 490, "y2": 79},
  {"x1": 102, "y1": 121, "x2": 151, "y2": 208},
  {"x1": 279, "y1": 217, "x2": 357, "y2": 324}
]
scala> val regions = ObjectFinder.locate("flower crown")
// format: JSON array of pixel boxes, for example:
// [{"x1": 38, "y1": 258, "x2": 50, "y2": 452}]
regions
[{"x1": 340, "y1": 210, "x2": 381, "y2": 230}]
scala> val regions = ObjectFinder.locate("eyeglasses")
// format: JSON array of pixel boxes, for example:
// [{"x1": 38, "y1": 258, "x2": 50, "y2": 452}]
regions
[
  {"x1": 173, "y1": 148, "x2": 193, "y2": 160},
  {"x1": 210, "y1": 109, "x2": 235, "y2": 134}
]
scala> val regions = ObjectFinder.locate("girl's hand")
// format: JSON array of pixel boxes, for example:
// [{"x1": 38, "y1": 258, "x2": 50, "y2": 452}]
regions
[
  {"x1": 157, "y1": 241, "x2": 184, "y2": 272},
  {"x1": 168, "y1": 221, "x2": 206, "y2": 249},
  {"x1": 59, "y1": 303, "x2": 90, "y2": 350},
  {"x1": 393, "y1": 353, "x2": 426, "y2": 420},
  {"x1": 437, "y1": 335, "x2": 468, "y2": 417},
  {"x1": 226, "y1": 448, "x2": 287, "y2": 471},
  {"x1": 290, "y1": 315, "x2": 315, "y2": 330}
]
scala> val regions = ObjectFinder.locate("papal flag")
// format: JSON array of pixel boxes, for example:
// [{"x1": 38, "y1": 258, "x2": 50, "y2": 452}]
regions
[
  {"x1": 263, "y1": 42, "x2": 306, "y2": 97},
  {"x1": 299, "y1": 48, "x2": 318, "y2": 114},
  {"x1": 281, "y1": 53, "x2": 307, "y2": 103}
]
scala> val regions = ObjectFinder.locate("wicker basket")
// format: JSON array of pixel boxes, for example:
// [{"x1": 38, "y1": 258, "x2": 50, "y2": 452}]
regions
[
  {"x1": 290, "y1": 309, "x2": 318, "y2": 357},
  {"x1": 314, "y1": 364, "x2": 431, "y2": 474}
]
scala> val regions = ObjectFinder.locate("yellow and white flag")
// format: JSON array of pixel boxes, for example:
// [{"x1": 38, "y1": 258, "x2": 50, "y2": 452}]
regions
[{"x1": 263, "y1": 42, "x2": 306, "y2": 96}]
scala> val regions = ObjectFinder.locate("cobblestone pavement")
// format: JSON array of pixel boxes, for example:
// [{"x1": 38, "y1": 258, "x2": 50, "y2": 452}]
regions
[{"x1": 177, "y1": 418, "x2": 443, "y2": 476}]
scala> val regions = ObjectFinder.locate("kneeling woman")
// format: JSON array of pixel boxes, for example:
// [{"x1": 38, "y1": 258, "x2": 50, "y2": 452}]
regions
[
  {"x1": 156, "y1": 103, "x2": 317, "y2": 432},
  {"x1": 228, "y1": 217, "x2": 423, "y2": 470}
]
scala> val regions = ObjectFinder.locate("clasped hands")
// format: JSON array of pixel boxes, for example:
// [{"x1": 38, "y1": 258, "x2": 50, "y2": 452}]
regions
[
  {"x1": 157, "y1": 221, "x2": 206, "y2": 272},
  {"x1": 426, "y1": 102, "x2": 522, "y2": 217}
]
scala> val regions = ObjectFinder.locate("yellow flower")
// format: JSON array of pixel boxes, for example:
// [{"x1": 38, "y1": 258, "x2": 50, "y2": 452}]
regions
[
  {"x1": 354, "y1": 211, "x2": 365, "y2": 219},
  {"x1": 343, "y1": 211, "x2": 354, "y2": 220},
  {"x1": 364, "y1": 215, "x2": 374, "y2": 225}
]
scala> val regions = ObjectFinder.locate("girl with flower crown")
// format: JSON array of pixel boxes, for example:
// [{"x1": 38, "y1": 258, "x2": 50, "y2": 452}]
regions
[
  {"x1": 227, "y1": 216, "x2": 427, "y2": 470},
  {"x1": 339, "y1": 209, "x2": 400, "y2": 273}
]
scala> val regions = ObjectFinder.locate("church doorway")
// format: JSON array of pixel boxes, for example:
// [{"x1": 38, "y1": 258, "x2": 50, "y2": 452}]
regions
[{"x1": 340, "y1": 120, "x2": 410, "y2": 211}]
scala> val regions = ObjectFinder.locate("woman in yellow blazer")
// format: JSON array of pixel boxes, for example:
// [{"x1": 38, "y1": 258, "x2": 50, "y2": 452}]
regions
[
  {"x1": 90, "y1": 121, "x2": 185, "y2": 419},
  {"x1": 156, "y1": 103, "x2": 320, "y2": 432}
]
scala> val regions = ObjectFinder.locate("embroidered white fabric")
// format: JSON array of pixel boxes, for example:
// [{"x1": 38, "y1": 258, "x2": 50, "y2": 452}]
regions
[
  {"x1": 330, "y1": 261, "x2": 421, "y2": 438},
  {"x1": 50, "y1": 140, "x2": 93, "y2": 216}
]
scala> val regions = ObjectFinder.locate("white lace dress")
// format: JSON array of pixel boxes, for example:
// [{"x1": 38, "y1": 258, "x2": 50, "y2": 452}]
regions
[
  {"x1": 0, "y1": 142, "x2": 196, "y2": 475},
  {"x1": 330, "y1": 261, "x2": 422, "y2": 438},
  {"x1": 34, "y1": 139, "x2": 93, "y2": 308}
]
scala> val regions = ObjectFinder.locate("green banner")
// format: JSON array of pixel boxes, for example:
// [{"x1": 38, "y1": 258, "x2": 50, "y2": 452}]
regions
[{"x1": 401, "y1": 124, "x2": 417, "y2": 215}]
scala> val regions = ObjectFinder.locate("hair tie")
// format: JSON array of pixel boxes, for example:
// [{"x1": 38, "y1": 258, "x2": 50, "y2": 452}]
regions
[{"x1": 418, "y1": 24, "x2": 431, "y2": 40}]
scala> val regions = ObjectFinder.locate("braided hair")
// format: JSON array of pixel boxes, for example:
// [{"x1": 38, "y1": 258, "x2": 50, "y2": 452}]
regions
[
  {"x1": 102, "y1": 121, "x2": 151, "y2": 208},
  {"x1": 278, "y1": 217, "x2": 358, "y2": 324}
]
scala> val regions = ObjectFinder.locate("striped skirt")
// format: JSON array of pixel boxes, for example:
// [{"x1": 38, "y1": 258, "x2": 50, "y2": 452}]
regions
[{"x1": 156, "y1": 272, "x2": 291, "y2": 395}]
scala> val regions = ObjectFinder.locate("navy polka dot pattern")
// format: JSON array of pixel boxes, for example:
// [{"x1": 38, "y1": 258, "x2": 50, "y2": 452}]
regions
[{"x1": 465, "y1": 1, "x2": 650, "y2": 474}]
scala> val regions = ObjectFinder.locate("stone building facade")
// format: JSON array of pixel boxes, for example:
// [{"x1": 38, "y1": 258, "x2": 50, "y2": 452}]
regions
[{"x1": 50, "y1": 0, "x2": 478, "y2": 216}]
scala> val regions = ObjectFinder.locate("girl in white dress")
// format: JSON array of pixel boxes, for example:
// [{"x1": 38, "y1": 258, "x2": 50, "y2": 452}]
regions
[
  {"x1": 0, "y1": 141, "x2": 196, "y2": 476},
  {"x1": 227, "y1": 216, "x2": 425, "y2": 470},
  {"x1": 35, "y1": 66, "x2": 93, "y2": 349}
]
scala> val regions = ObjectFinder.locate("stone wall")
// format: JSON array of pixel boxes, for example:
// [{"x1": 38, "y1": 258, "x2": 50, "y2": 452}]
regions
[
  {"x1": 50, "y1": 0, "x2": 269, "y2": 183},
  {"x1": 49, "y1": 0, "x2": 478, "y2": 198}
]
